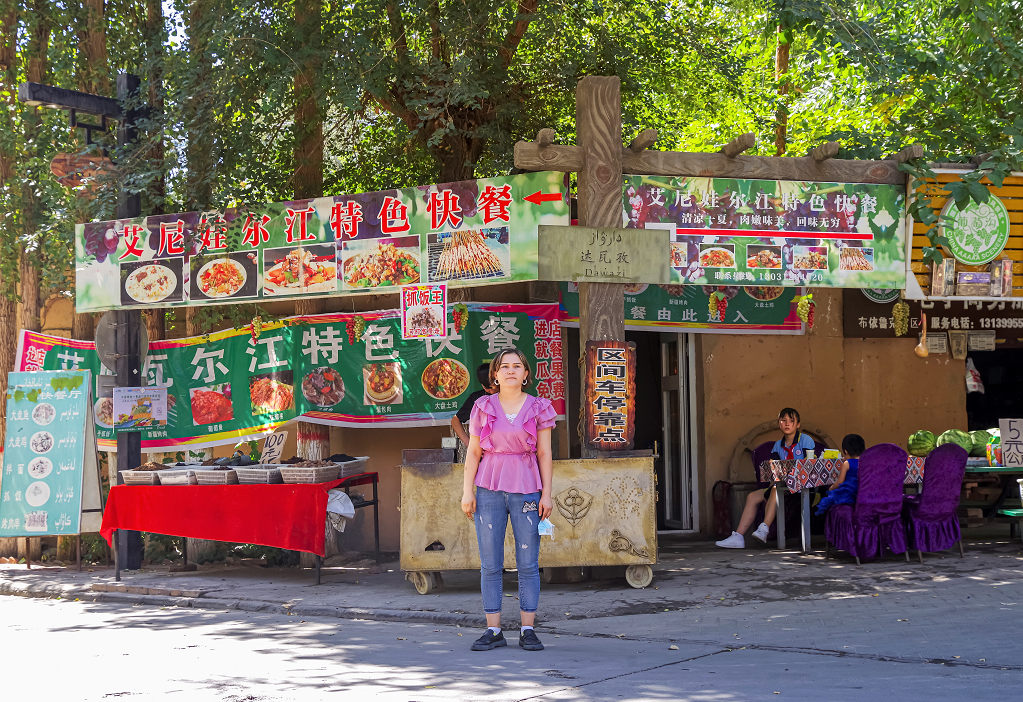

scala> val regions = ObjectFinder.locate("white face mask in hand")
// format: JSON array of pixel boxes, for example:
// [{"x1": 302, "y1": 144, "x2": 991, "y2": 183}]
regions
[{"x1": 538, "y1": 518, "x2": 554, "y2": 540}]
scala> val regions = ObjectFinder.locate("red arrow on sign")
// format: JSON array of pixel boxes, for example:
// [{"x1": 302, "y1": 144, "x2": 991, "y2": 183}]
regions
[{"x1": 524, "y1": 190, "x2": 563, "y2": 205}]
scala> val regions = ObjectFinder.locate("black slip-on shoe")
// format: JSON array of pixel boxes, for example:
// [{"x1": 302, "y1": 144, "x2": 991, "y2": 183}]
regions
[
  {"x1": 518, "y1": 629, "x2": 544, "y2": 651},
  {"x1": 471, "y1": 629, "x2": 507, "y2": 651}
]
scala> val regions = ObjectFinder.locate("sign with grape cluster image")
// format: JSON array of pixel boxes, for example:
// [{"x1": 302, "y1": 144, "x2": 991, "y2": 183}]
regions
[
  {"x1": 15, "y1": 303, "x2": 565, "y2": 450},
  {"x1": 74, "y1": 172, "x2": 568, "y2": 312},
  {"x1": 624, "y1": 176, "x2": 906, "y2": 290}
]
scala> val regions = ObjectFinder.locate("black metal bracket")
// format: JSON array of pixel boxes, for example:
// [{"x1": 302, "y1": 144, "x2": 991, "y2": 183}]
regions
[{"x1": 69, "y1": 109, "x2": 110, "y2": 151}]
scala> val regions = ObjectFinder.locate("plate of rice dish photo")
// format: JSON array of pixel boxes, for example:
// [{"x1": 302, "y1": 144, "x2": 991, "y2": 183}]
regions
[{"x1": 124, "y1": 263, "x2": 176, "y2": 303}]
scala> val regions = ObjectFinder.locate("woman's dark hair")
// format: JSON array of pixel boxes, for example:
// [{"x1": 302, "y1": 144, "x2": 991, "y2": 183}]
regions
[
  {"x1": 476, "y1": 363, "x2": 491, "y2": 388},
  {"x1": 842, "y1": 434, "x2": 866, "y2": 457},
  {"x1": 778, "y1": 407, "x2": 800, "y2": 422}
]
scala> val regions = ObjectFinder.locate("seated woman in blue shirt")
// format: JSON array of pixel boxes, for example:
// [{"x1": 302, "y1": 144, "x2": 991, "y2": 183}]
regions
[{"x1": 717, "y1": 407, "x2": 816, "y2": 549}]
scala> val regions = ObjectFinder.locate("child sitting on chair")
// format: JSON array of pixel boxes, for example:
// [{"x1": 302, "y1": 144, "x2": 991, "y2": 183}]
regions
[{"x1": 815, "y1": 434, "x2": 865, "y2": 515}]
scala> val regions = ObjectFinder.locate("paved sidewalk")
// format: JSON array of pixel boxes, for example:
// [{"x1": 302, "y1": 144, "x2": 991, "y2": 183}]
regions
[{"x1": 2, "y1": 534, "x2": 1022, "y2": 637}]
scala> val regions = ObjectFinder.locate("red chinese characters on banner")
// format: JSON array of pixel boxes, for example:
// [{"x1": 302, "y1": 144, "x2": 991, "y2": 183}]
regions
[
  {"x1": 118, "y1": 223, "x2": 145, "y2": 260},
  {"x1": 478, "y1": 184, "x2": 512, "y2": 224},
  {"x1": 330, "y1": 201, "x2": 363, "y2": 239},
  {"x1": 285, "y1": 205, "x2": 318, "y2": 243},
  {"x1": 242, "y1": 213, "x2": 271, "y2": 248},
  {"x1": 378, "y1": 196, "x2": 410, "y2": 234},
  {"x1": 158, "y1": 220, "x2": 185, "y2": 256},
  {"x1": 427, "y1": 190, "x2": 463, "y2": 229},
  {"x1": 531, "y1": 319, "x2": 564, "y2": 403},
  {"x1": 197, "y1": 214, "x2": 228, "y2": 251},
  {"x1": 584, "y1": 341, "x2": 636, "y2": 451}
]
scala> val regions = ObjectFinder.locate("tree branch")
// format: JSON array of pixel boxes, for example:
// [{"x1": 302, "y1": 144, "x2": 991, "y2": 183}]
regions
[
  {"x1": 385, "y1": 2, "x2": 409, "y2": 67},
  {"x1": 499, "y1": 0, "x2": 540, "y2": 71}
]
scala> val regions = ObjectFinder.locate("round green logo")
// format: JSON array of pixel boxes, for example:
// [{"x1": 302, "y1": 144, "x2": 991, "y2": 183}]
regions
[
  {"x1": 940, "y1": 195, "x2": 1010, "y2": 265},
  {"x1": 862, "y1": 288, "x2": 899, "y2": 304}
]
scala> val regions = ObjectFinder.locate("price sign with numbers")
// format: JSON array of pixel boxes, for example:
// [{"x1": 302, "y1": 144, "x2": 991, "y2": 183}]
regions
[
  {"x1": 260, "y1": 430, "x2": 288, "y2": 464},
  {"x1": 999, "y1": 419, "x2": 1023, "y2": 468}
]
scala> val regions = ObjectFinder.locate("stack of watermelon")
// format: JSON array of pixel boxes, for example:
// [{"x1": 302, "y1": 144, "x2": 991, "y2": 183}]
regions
[{"x1": 908, "y1": 428, "x2": 998, "y2": 460}]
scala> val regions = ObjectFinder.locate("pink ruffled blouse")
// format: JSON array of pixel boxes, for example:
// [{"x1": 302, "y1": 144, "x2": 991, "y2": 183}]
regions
[{"x1": 468, "y1": 393, "x2": 557, "y2": 494}]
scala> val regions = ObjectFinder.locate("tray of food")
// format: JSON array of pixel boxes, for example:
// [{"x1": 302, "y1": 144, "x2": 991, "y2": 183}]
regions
[
  {"x1": 279, "y1": 460, "x2": 340, "y2": 484},
  {"x1": 193, "y1": 468, "x2": 239, "y2": 485},
  {"x1": 121, "y1": 461, "x2": 166, "y2": 486},
  {"x1": 235, "y1": 465, "x2": 285, "y2": 484},
  {"x1": 336, "y1": 456, "x2": 370, "y2": 478},
  {"x1": 155, "y1": 468, "x2": 198, "y2": 485}
]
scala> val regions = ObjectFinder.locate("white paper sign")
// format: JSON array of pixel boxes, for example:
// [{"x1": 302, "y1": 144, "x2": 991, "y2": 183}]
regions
[
  {"x1": 260, "y1": 430, "x2": 288, "y2": 464},
  {"x1": 999, "y1": 419, "x2": 1023, "y2": 468}
]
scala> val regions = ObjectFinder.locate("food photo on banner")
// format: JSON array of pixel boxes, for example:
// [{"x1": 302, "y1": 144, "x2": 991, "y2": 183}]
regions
[
  {"x1": 623, "y1": 176, "x2": 907, "y2": 289},
  {"x1": 74, "y1": 172, "x2": 568, "y2": 312},
  {"x1": 558, "y1": 282, "x2": 805, "y2": 334},
  {"x1": 15, "y1": 303, "x2": 565, "y2": 452}
]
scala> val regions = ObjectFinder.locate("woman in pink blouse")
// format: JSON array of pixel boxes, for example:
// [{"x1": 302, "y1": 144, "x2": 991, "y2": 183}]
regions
[{"x1": 461, "y1": 347, "x2": 556, "y2": 652}]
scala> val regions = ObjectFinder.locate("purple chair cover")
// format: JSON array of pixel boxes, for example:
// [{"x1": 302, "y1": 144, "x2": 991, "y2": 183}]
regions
[
  {"x1": 825, "y1": 443, "x2": 909, "y2": 561},
  {"x1": 752, "y1": 441, "x2": 775, "y2": 488},
  {"x1": 904, "y1": 444, "x2": 968, "y2": 553}
]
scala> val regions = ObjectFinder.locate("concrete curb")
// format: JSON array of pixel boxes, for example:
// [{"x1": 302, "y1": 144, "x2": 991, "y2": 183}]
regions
[{"x1": 0, "y1": 577, "x2": 485, "y2": 628}]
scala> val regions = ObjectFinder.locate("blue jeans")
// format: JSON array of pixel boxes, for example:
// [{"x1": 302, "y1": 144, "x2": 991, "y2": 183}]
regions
[{"x1": 474, "y1": 486, "x2": 541, "y2": 614}]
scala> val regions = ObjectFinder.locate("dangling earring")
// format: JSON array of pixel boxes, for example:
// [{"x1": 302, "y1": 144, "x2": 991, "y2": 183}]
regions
[{"x1": 522, "y1": 378, "x2": 528, "y2": 386}]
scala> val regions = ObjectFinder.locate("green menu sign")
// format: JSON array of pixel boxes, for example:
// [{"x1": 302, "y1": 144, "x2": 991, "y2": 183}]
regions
[
  {"x1": 16, "y1": 304, "x2": 565, "y2": 452},
  {"x1": 625, "y1": 176, "x2": 907, "y2": 289},
  {"x1": 0, "y1": 370, "x2": 102, "y2": 537}
]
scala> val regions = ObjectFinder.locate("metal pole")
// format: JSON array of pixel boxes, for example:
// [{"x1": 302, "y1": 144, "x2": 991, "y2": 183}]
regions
[{"x1": 114, "y1": 73, "x2": 144, "y2": 570}]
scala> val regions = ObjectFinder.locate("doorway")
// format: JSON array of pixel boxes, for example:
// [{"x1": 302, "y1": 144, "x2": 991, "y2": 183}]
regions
[{"x1": 564, "y1": 328, "x2": 697, "y2": 531}]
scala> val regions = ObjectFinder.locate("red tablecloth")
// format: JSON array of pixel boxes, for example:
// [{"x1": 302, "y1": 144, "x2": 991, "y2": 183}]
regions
[{"x1": 100, "y1": 477, "x2": 354, "y2": 557}]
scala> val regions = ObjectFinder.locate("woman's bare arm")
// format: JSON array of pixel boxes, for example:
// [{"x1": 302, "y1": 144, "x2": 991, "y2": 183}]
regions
[{"x1": 536, "y1": 427, "x2": 554, "y2": 520}]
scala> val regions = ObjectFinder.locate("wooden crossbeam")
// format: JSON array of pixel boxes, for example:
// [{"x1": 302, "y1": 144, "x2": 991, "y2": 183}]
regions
[
  {"x1": 628, "y1": 128, "x2": 658, "y2": 153},
  {"x1": 891, "y1": 144, "x2": 924, "y2": 164},
  {"x1": 720, "y1": 133, "x2": 756, "y2": 158},
  {"x1": 807, "y1": 141, "x2": 840, "y2": 161},
  {"x1": 514, "y1": 140, "x2": 909, "y2": 184}
]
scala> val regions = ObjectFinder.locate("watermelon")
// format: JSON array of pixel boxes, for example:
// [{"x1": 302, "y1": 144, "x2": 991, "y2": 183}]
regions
[
  {"x1": 907, "y1": 430, "x2": 936, "y2": 457},
  {"x1": 935, "y1": 429, "x2": 972, "y2": 452},
  {"x1": 969, "y1": 430, "x2": 992, "y2": 457}
]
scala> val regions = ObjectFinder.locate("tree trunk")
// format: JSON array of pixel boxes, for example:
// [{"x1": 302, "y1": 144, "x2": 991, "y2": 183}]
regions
[
  {"x1": 774, "y1": 26, "x2": 791, "y2": 157},
  {"x1": 0, "y1": 5, "x2": 17, "y2": 558},
  {"x1": 294, "y1": 0, "x2": 323, "y2": 199},
  {"x1": 184, "y1": 0, "x2": 214, "y2": 209},
  {"x1": 293, "y1": 0, "x2": 329, "y2": 488},
  {"x1": 75, "y1": 0, "x2": 110, "y2": 96},
  {"x1": 433, "y1": 130, "x2": 483, "y2": 183},
  {"x1": 143, "y1": 0, "x2": 166, "y2": 214}
]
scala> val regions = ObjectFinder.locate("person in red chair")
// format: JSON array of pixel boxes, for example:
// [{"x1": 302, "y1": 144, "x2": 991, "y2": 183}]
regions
[{"x1": 717, "y1": 408, "x2": 816, "y2": 548}]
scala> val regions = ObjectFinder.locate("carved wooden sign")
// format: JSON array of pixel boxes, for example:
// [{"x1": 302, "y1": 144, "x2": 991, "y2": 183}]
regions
[
  {"x1": 537, "y1": 225, "x2": 670, "y2": 283},
  {"x1": 583, "y1": 340, "x2": 636, "y2": 451}
]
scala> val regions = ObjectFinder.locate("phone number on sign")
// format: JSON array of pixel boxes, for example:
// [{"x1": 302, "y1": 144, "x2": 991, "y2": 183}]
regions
[{"x1": 977, "y1": 317, "x2": 1023, "y2": 329}]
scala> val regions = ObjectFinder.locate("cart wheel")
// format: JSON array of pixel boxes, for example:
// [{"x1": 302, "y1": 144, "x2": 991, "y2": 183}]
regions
[
  {"x1": 540, "y1": 567, "x2": 555, "y2": 584},
  {"x1": 430, "y1": 571, "x2": 444, "y2": 590},
  {"x1": 409, "y1": 571, "x2": 438, "y2": 595},
  {"x1": 625, "y1": 565, "x2": 653, "y2": 589}
]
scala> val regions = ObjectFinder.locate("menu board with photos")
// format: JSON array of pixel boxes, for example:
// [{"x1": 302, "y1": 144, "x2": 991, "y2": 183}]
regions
[
  {"x1": 0, "y1": 370, "x2": 102, "y2": 537},
  {"x1": 74, "y1": 172, "x2": 568, "y2": 312},
  {"x1": 625, "y1": 176, "x2": 907, "y2": 289}
]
